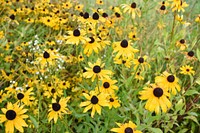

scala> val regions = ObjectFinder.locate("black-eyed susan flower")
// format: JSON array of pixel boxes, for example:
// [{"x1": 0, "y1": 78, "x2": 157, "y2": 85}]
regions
[
  {"x1": 43, "y1": 83, "x2": 63, "y2": 99},
  {"x1": 128, "y1": 28, "x2": 140, "y2": 41},
  {"x1": 114, "y1": 56, "x2": 133, "y2": 68},
  {"x1": 176, "y1": 39, "x2": 187, "y2": 50},
  {"x1": 48, "y1": 97, "x2": 71, "y2": 123},
  {"x1": 107, "y1": 94, "x2": 120, "y2": 109},
  {"x1": 139, "y1": 84, "x2": 171, "y2": 114},
  {"x1": 133, "y1": 55, "x2": 150, "y2": 71},
  {"x1": 100, "y1": 78, "x2": 118, "y2": 94},
  {"x1": 184, "y1": 50, "x2": 197, "y2": 60},
  {"x1": 121, "y1": 2, "x2": 141, "y2": 19},
  {"x1": 180, "y1": 65, "x2": 195, "y2": 75},
  {"x1": 80, "y1": 89, "x2": 109, "y2": 118},
  {"x1": 133, "y1": 70, "x2": 144, "y2": 80},
  {"x1": 75, "y1": 4, "x2": 84, "y2": 12},
  {"x1": 83, "y1": 58, "x2": 113, "y2": 82},
  {"x1": 0, "y1": 102, "x2": 28, "y2": 133},
  {"x1": 113, "y1": 39, "x2": 139, "y2": 59},
  {"x1": 62, "y1": 2, "x2": 72, "y2": 10},
  {"x1": 65, "y1": 29, "x2": 89, "y2": 45},
  {"x1": 155, "y1": 71, "x2": 180, "y2": 95},
  {"x1": 96, "y1": 0, "x2": 103, "y2": 5},
  {"x1": 83, "y1": 36, "x2": 101, "y2": 56},
  {"x1": 35, "y1": 49, "x2": 58, "y2": 67},
  {"x1": 170, "y1": 0, "x2": 189, "y2": 12},
  {"x1": 111, "y1": 121, "x2": 142, "y2": 133},
  {"x1": 15, "y1": 87, "x2": 35, "y2": 106}
]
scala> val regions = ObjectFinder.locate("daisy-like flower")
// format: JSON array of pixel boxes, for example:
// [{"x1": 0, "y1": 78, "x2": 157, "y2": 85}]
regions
[
  {"x1": 15, "y1": 87, "x2": 35, "y2": 106},
  {"x1": 83, "y1": 58, "x2": 113, "y2": 82},
  {"x1": 0, "y1": 102, "x2": 28, "y2": 133},
  {"x1": 100, "y1": 78, "x2": 118, "y2": 94},
  {"x1": 128, "y1": 28, "x2": 140, "y2": 41},
  {"x1": 96, "y1": 0, "x2": 103, "y2": 5},
  {"x1": 139, "y1": 84, "x2": 171, "y2": 114},
  {"x1": 83, "y1": 36, "x2": 101, "y2": 56},
  {"x1": 155, "y1": 71, "x2": 180, "y2": 95},
  {"x1": 133, "y1": 55, "x2": 150, "y2": 70},
  {"x1": 35, "y1": 49, "x2": 58, "y2": 67},
  {"x1": 158, "y1": 1, "x2": 169, "y2": 14},
  {"x1": 133, "y1": 70, "x2": 144, "y2": 80},
  {"x1": 48, "y1": 97, "x2": 71, "y2": 123},
  {"x1": 114, "y1": 56, "x2": 133, "y2": 68},
  {"x1": 180, "y1": 65, "x2": 195, "y2": 75},
  {"x1": 111, "y1": 121, "x2": 142, "y2": 133},
  {"x1": 113, "y1": 39, "x2": 139, "y2": 59},
  {"x1": 65, "y1": 29, "x2": 89, "y2": 45},
  {"x1": 80, "y1": 89, "x2": 109, "y2": 118},
  {"x1": 176, "y1": 39, "x2": 187, "y2": 50},
  {"x1": 169, "y1": 0, "x2": 189, "y2": 12},
  {"x1": 107, "y1": 94, "x2": 120, "y2": 109},
  {"x1": 121, "y1": 2, "x2": 141, "y2": 19},
  {"x1": 184, "y1": 50, "x2": 197, "y2": 60}
]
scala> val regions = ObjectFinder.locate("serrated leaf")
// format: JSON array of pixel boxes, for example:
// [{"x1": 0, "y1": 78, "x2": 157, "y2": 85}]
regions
[
  {"x1": 29, "y1": 115, "x2": 39, "y2": 128},
  {"x1": 184, "y1": 116, "x2": 199, "y2": 125},
  {"x1": 185, "y1": 90, "x2": 199, "y2": 96},
  {"x1": 149, "y1": 128, "x2": 163, "y2": 133}
]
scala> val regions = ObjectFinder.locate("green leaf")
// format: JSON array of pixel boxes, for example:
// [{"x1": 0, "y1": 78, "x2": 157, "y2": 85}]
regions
[
  {"x1": 175, "y1": 99, "x2": 184, "y2": 112},
  {"x1": 178, "y1": 128, "x2": 189, "y2": 133},
  {"x1": 29, "y1": 115, "x2": 39, "y2": 128},
  {"x1": 185, "y1": 90, "x2": 199, "y2": 96},
  {"x1": 149, "y1": 128, "x2": 163, "y2": 133},
  {"x1": 196, "y1": 48, "x2": 200, "y2": 61},
  {"x1": 184, "y1": 116, "x2": 199, "y2": 125},
  {"x1": 195, "y1": 77, "x2": 200, "y2": 85}
]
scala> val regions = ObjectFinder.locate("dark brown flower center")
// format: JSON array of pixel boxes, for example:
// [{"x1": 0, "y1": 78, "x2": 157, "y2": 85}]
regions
[
  {"x1": 102, "y1": 12, "x2": 108, "y2": 18},
  {"x1": 160, "y1": 5, "x2": 166, "y2": 10},
  {"x1": 52, "y1": 103, "x2": 61, "y2": 111},
  {"x1": 6, "y1": 110, "x2": 16, "y2": 120},
  {"x1": 51, "y1": 88, "x2": 56, "y2": 93},
  {"x1": 43, "y1": 51, "x2": 50, "y2": 59},
  {"x1": 138, "y1": 57, "x2": 144, "y2": 63},
  {"x1": 91, "y1": 96, "x2": 98, "y2": 104},
  {"x1": 120, "y1": 39, "x2": 128, "y2": 48},
  {"x1": 89, "y1": 37, "x2": 95, "y2": 43},
  {"x1": 103, "y1": 82, "x2": 110, "y2": 88},
  {"x1": 92, "y1": 12, "x2": 99, "y2": 20},
  {"x1": 186, "y1": 69, "x2": 190, "y2": 72},
  {"x1": 115, "y1": 12, "x2": 121, "y2": 18},
  {"x1": 187, "y1": 51, "x2": 194, "y2": 57},
  {"x1": 131, "y1": 2, "x2": 137, "y2": 8},
  {"x1": 10, "y1": 14, "x2": 15, "y2": 20},
  {"x1": 73, "y1": 29, "x2": 80, "y2": 36},
  {"x1": 167, "y1": 75, "x2": 175, "y2": 82},
  {"x1": 153, "y1": 87, "x2": 163, "y2": 98},
  {"x1": 109, "y1": 98, "x2": 114, "y2": 102},
  {"x1": 83, "y1": 12, "x2": 89, "y2": 19},
  {"x1": 125, "y1": 127, "x2": 133, "y2": 133},
  {"x1": 17, "y1": 93, "x2": 24, "y2": 100},
  {"x1": 93, "y1": 65, "x2": 101, "y2": 73},
  {"x1": 180, "y1": 39, "x2": 185, "y2": 44}
]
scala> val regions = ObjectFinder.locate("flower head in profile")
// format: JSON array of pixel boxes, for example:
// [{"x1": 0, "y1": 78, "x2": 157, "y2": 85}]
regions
[
  {"x1": 83, "y1": 58, "x2": 113, "y2": 82},
  {"x1": 139, "y1": 84, "x2": 171, "y2": 114},
  {"x1": 180, "y1": 65, "x2": 195, "y2": 75},
  {"x1": 80, "y1": 89, "x2": 109, "y2": 118},
  {"x1": 48, "y1": 97, "x2": 71, "y2": 123},
  {"x1": 111, "y1": 121, "x2": 142, "y2": 133},
  {"x1": 0, "y1": 102, "x2": 28, "y2": 133},
  {"x1": 155, "y1": 71, "x2": 180, "y2": 95},
  {"x1": 121, "y1": 2, "x2": 141, "y2": 19}
]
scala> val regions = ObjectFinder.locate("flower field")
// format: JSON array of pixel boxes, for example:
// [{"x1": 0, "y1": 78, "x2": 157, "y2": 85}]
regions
[{"x1": 0, "y1": 0, "x2": 200, "y2": 133}]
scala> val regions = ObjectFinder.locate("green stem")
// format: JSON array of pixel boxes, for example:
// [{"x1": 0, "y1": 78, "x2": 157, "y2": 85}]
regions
[{"x1": 170, "y1": 11, "x2": 176, "y2": 43}]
